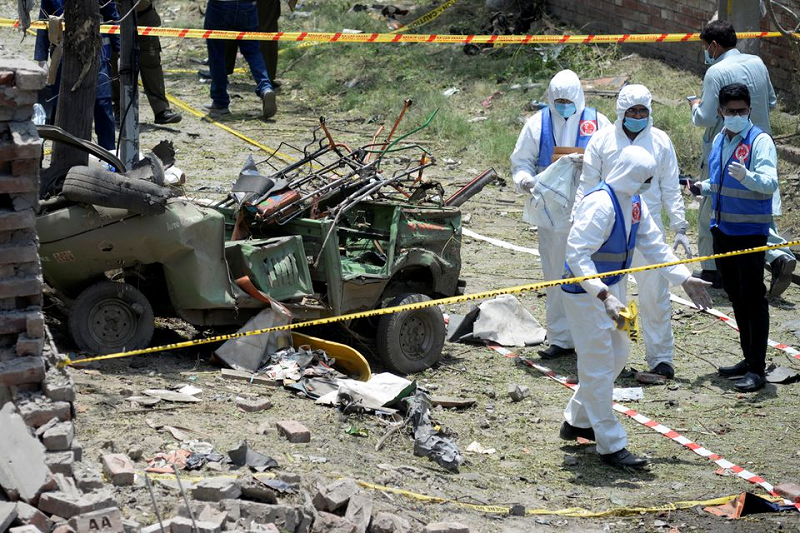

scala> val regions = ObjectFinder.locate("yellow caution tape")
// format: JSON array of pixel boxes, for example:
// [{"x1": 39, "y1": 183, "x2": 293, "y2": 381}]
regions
[
  {"x1": 356, "y1": 480, "x2": 736, "y2": 517},
  {"x1": 57, "y1": 238, "x2": 800, "y2": 368},
  {"x1": 4, "y1": 19, "x2": 795, "y2": 44}
]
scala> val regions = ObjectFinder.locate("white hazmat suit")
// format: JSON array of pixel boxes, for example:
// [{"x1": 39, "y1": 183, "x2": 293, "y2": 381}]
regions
[
  {"x1": 563, "y1": 145, "x2": 693, "y2": 456},
  {"x1": 511, "y1": 70, "x2": 611, "y2": 352},
  {"x1": 574, "y1": 85, "x2": 688, "y2": 373}
]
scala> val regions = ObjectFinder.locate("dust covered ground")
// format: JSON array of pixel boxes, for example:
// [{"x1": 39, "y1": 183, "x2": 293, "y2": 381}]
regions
[{"x1": 2, "y1": 1, "x2": 800, "y2": 531}]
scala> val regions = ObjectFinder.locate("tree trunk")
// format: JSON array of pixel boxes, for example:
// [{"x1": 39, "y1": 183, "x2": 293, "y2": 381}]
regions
[{"x1": 51, "y1": 0, "x2": 100, "y2": 174}]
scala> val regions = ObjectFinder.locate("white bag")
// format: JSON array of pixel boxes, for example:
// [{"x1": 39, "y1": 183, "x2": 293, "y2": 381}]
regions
[{"x1": 526, "y1": 153, "x2": 583, "y2": 232}]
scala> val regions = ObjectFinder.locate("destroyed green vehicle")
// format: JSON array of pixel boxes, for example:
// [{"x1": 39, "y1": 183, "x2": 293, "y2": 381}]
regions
[{"x1": 36, "y1": 124, "x2": 471, "y2": 374}]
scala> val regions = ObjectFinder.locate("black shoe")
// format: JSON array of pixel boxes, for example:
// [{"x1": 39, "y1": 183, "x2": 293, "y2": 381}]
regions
[
  {"x1": 559, "y1": 421, "x2": 595, "y2": 441},
  {"x1": 718, "y1": 359, "x2": 748, "y2": 378},
  {"x1": 769, "y1": 256, "x2": 796, "y2": 298},
  {"x1": 538, "y1": 344, "x2": 575, "y2": 360},
  {"x1": 650, "y1": 362, "x2": 675, "y2": 380},
  {"x1": 696, "y1": 269, "x2": 722, "y2": 289},
  {"x1": 154, "y1": 109, "x2": 182, "y2": 125},
  {"x1": 733, "y1": 372, "x2": 766, "y2": 393},
  {"x1": 261, "y1": 88, "x2": 277, "y2": 119},
  {"x1": 600, "y1": 448, "x2": 649, "y2": 469},
  {"x1": 198, "y1": 69, "x2": 212, "y2": 80}
]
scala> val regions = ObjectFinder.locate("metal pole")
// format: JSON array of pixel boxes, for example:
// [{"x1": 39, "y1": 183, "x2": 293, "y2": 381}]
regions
[{"x1": 118, "y1": 0, "x2": 140, "y2": 167}]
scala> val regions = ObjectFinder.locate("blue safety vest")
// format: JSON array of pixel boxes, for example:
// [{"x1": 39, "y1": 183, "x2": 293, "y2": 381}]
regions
[
  {"x1": 561, "y1": 182, "x2": 641, "y2": 294},
  {"x1": 537, "y1": 106, "x2": 598, "y2": 172},
  {"x1": 709, "y1": 125, "x2": 772, "y2": 236}
]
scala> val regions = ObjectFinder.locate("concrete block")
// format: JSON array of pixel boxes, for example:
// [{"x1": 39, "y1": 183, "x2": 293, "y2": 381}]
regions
[
  {"x1": 775, "y1": 482, "x2": 800, "y2": 503},
  {"x1": 344, "y1": 495, "x2": 373, "y2": 533},
  {"x1": 507, "y1": 384, "x2": 529, "y2": 402},
  {"x1": 0, "y1": 403, "x2": 50, "y2": 503},
  {"x1": 236, "y1": 397, "x2": 272, "y2": 412},
  {"x1": 0, "y1": 355, "x2": 45, "y2": 386},
  {"x1": 71, "y1": 439, "x2": 83, "y2": 462},
  {"x1": 101, "y1": 454, "x2": 135, "y2": 486},
  {"x1": 0, "y1": 502, "x2": 18, "y2": 532},
  {"x1": 45, "y1": 451, "x2": 75, "y2": 476},
  {"x1": 69, "y1": 508, "x2": 123, "y2": 533},
  {"x1": 275, "y1": 420, "x2": 311, "y2": 443},
  {"x1": 42, "y1": 422, "x2": 74, "y2": 451},
  {"x1": 369, "y1": 513, "x2": 410, "y2": 533},
  {"x1": 13, "y1": 501, "x2": 50, "y2": 532},
  {"x1": 0, "y1": 209, "x2": 34, "y2": 235},
  {"x1": 191, "y1": 478, "x2": 242, "y2": 502},
  {"x1": 221, "y1": 501, "x2": 307, "y2": 533},
  {"x1": 313, "y1": 478, "x2": 360, "y2": 513},
  {"x1": 423, "y1": 523, "x2": 470, "y2": 533},
  {"x1": 170, "y1": 516, "x2": 220, "y2": 533},
  {"x1": 312, "y1": 513, "x2": 357, "y2": 533}
]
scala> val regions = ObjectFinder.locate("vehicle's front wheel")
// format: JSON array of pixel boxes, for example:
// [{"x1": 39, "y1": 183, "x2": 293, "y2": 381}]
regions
[
  {"x1": 68, "y1": 281, "x2": 154, "y2": 354},
  {"x1": 376, "y1": 293, "x2": 445, "y2": 374}
]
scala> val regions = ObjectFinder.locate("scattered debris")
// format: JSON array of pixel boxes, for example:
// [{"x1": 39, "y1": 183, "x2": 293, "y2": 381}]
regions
[
  {"x1": 430, "y1": 396, "x2": 476, "y2": 409},
  {"x1": 236, "y1": 397, "x2": 273, "y2": 412},
  {"x1": 442, "y1": 87, "x2": 459, "y2": 97},
  {"x1": 142, "y1": 389, "x2": 202, "y2": 403},
  {"x1": 192, "y1": 478, "x2": 242, "y2": 502},
  {"x1": 407, "y1": 390, "x2": 464, "y2": 473},
  {"x1": 228, "y1": 441, "x2": 278, "y2": 472},
  {"x1": 448, "y1": 295, "x2": 546, "y2": 346},
  {"x1": 507, "y1": 384, "x2": 530, "y2": 402},
  {"x1": 275, "y1": 421, "x2": 311, "y2": 443},
  {"x1": 766, "y1": 365, "x2": 800, "y2": 384},
  {"x1": 634, "y1": 372, "x2": 668, "y2": 385},
  {"x1": 466, "y1": 441, "x2": 496, "y2": 454},
  {"x1": 612, "y1": 387, "x2": 644, "y2": 402}
]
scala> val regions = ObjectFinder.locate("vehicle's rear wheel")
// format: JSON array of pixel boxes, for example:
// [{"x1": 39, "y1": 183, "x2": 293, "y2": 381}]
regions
[
  {"x1": 376, "y1": 293, "x2": 445, "y2": 374},
  {"x1": 68, "y1": 281, "x2": 154, "y2": 354}
]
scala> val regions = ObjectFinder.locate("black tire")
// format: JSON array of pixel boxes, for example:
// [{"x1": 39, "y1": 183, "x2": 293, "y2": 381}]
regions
[
  {"x1": 376, "y1": 293, "x2": 445, "y2": 374},
  {"x1": 61, "y1": 166, "x2": 170, "y2": 215},
  {"x1": 68, "y1": 281, "x2": 154, "y2": 355}
]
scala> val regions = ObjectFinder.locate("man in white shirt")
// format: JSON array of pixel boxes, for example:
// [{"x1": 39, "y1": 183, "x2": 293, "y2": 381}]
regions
[
  {"x1": 511, "y1": 69, "x2": 612, "y2": 360},
  {"x1": 574, "y1": 85, "x2": 690, "y2": 379}
]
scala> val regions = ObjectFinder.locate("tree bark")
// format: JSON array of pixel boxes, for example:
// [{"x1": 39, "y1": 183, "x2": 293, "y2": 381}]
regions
[{"x1": 51, "y1": 0, "x2": 100, "y2": 174}]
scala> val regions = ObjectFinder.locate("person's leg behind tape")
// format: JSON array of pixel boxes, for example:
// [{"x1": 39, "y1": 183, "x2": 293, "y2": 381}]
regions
[
  {"x1": 538, "y1": 227, "x2": 575, "y2": 359},
  {"x1": 137, "y1": 3, "x2": 181, "y2": 124},
  {"x1": 232, "y1": 1, "x2": 276, "y2": 119},
  {"x1": 632, "y1": 249, "x2": 675, "y2": 378}
]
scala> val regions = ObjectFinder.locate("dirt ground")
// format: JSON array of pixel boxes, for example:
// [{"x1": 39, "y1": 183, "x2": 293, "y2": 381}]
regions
[{"x1": 2, "y1": 1, "x2": 800, "y2": 531}]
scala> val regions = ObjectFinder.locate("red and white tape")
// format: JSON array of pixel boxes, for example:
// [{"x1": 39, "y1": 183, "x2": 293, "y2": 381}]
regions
[{"x1": 485, "y1": 342, "x2": 800, "y2": 508}]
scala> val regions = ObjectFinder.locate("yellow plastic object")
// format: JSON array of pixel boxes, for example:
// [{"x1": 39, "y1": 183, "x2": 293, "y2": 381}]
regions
[
  {"x1": 617, "y1": 300, "x2": 640, "y2": 342},
  {"x1": 291, "y1": 332, "x2": 371, "y2": 382}
]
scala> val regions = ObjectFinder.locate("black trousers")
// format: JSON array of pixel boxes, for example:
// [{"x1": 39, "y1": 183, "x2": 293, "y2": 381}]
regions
[{"x1": 712, "y1": 228, "x2": 769, "y2": 375}]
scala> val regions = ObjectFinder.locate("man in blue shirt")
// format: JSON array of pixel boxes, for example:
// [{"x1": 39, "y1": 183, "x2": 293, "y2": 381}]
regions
[
  {"x1": 34, "y1": 0, "x2": 119, "y2": 150},
  {"x1": 702, "y1": 83, "x2": 777, "y2": 393},
  {"x1": 689, "y1": 20, "x2": 794, "y2": 297}
]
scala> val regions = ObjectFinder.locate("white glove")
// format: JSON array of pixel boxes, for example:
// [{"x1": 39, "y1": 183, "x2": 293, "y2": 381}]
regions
[
  {"x1": 728, "y1": 161, "x2": 747, "y2": 182},
  {"x1": 682, "y1": 276, "x2": 713, "y2": 310},
  {"x1": 672, "y1": 231, "x2": 693, "y2": 258},
  {"x1": 602, "y1": 293, "x2": 626, "y2": 328},
  {"x1": 520, "y1": 175, "x2": 537, "y2": 193}
]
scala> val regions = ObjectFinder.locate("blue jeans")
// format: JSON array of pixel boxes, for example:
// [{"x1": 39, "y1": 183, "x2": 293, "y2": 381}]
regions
[
  {"x1": 94, "y1": 97, "x2": 116, "y2": 151},
  {"x1": 204, "y1": 0, "x2": 272, "y2": 107}
]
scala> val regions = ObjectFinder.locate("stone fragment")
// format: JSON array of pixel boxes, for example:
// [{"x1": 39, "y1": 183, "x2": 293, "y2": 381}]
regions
[
  {"x1": 170, "y1": 516, "x2": 220, "y2": 533},
  {"x1": 68, "y1": 508, "x2": 123, "y2": 533},
  {"x1": 71, "y1": 439, "x2": 83, "y2": 462},
  {"x1": 15, "y1": 335, "x2": 43, "y2": 357},
  {"x1": 369, "y1": 513, "x2": 410, "y2": 533},
  {"x1": 236, "y1": 397, "x2": 273, "y2": 412},
  {"x1": 240, "y1": 477, "x2": 278, "y2": 504},
  {"x1": 312, "y1": 512, "x2": 357, "y2": 533},
  {"x1": 0, "y1": 403, "x2": 50, "y2": 503},
  {"x1": 221, "y1": 501, "x2": 307, "y2": 533},
  {"x1": 507, "y1": 384, "x2": 529, "y2": 402},
  {"x1": 101, "y1": 454, "x2": 135, "y2": 486},
  {"x1": 43, "y1": 368, "x2": 76, "y2": 403},
  {"x1": 43, "y1": 422, "x2": 74, "y2": 451},
  {"x1": 197, "y1": 505, "x2": 227, "y2": 529},
  {"x1": 0, "y1": 502, "x2": 18, "y2": 532},
  {"x1": 192, "y1": 479, "x2": 242, "y2": 502},
  {"x1": 122, "y1": 518, "x2": 141, "y2": 533},
  {"x1": 16, "y1": 395, "x2": 71, "y2": 427},
  {"x1": 275, "y1": 420, "x2": 311, "y2": 443},
  {"x1": 423, "y1": 523, "x2": 470, "y2": 533},
  {"x1": 140, "y1": 519, "x2": 173, "y2": 533},
  {"x1": 344, "y1": 495, "x2": 373, "y2": 533},
  {"x1": 313, "y1": 478, "x2": 360, "y2": 513},
  {"x1": 10, "y1": 526, "x2": 42, "y2": 533},
  {"x1": 127, "y1": 446, "x2": 143, "y2": 461},
  {"x1": 13, "y1": 501, "x2": 50, "y2": 532}
]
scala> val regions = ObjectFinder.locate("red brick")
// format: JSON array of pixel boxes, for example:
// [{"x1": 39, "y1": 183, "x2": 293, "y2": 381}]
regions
[
  {"x1": 0, "y1": 71, "x2": 14, "y2": 86},
  {"x1": 0, "y1": 276, "x2": 42, "y2": 299},
  {"x1": 0, "y1": 243, "x2": 38, "y2": 265},
  {"x1": 0, "y1": 355, "x2": 45, "y2": 386},
  {"x1": 775, "y1": 482, "x2": 800, "y2": 503},
  {"x1": 0, "y1": 176, "x2": 36, "y2": 194},
  {"x1": 0, "y1": 311, "x2": 28, "y2": 335},
  {"x1": 275, "y1": 420, "x2": 311, "y2": 443},
  {"x1": 17, "y1": 396, "x2": 71, "y2": 427},
  {"x1": 0, "y1": 209, "x2": 34, "y2": 232},
  {"x1": 101, "y1": 454, "x2": 135, "y2": 486},
  {"x1": 10, "y1": 159, "x2": 37, "y2": 177}
]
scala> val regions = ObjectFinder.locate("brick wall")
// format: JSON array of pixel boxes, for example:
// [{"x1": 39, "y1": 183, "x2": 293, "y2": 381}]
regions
[{"x1": 545, "y1": 0, "x2": 799, "y2": 99}]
